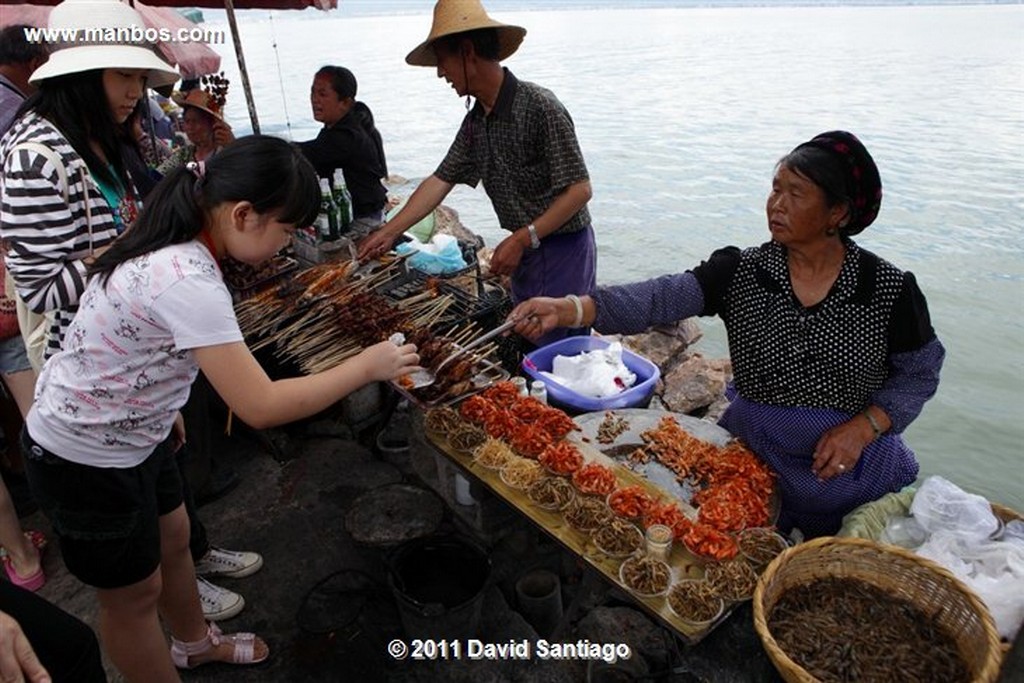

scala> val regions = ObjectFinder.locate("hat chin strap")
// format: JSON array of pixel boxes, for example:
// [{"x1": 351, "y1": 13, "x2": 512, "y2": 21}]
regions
[{"x1": 462, "y1": 51, "x2": 472, "y2": 111}]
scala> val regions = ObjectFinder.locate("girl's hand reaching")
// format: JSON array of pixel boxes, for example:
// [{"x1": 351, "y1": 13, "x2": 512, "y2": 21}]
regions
[{"x1": 359, "y1": 341, "x2": 420, "y2": 382}]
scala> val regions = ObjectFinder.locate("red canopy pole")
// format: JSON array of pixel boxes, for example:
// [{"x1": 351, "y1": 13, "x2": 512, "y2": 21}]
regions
[{"x1": 223, "y1": 0, "x2": 259, "y2": 133}]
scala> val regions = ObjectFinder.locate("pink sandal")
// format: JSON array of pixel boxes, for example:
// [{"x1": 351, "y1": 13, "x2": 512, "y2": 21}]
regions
[
  {"x1": 0, "y1": 530, "x2": 48, "y2": 559},
  {"x1": 2, "y1": 548, "x2": 45, "y2": 592},
  {"x1": 170, "y1": 622, "x2": 269, "y2": 669}
]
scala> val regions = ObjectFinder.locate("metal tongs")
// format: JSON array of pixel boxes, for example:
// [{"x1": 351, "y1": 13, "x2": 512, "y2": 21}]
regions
[{"x1": 406, "y1": 317, "x2": 523, "y2": 389}]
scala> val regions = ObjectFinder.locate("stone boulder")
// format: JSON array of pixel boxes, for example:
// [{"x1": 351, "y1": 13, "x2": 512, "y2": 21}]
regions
[
  {"x1": 619, "y1": 328, "x2": 689, "y2": 373},
  {"x1": 662, "y1": 353, "x2": 731, "y2": 415}
]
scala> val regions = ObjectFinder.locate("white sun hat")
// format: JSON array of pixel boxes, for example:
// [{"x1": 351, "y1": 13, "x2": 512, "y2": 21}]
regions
[{"x1": 29, "y1": 0, "x2": 179, "y2": 87}]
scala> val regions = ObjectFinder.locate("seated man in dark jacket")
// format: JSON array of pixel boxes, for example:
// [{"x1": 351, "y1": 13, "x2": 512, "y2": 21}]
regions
[{"x1": 300, "y1": 65, "x2": 388, "y2": 238}]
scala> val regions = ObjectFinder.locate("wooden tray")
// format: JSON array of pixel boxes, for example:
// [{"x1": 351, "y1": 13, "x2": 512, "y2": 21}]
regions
[
  {"x1": 424, "y1": 412, "x2": 763, "y2": 644},
  {"x1": 570, "y1": 408, "x2": 781, "y2": 524}
]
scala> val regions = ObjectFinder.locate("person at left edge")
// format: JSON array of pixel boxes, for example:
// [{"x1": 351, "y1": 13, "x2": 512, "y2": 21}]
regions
[
  {"x1": 0, "y1": 24, "x2": 49, "y2": 596},
  {"x1": 0, "y1": 0, "x2": 260, "y2": 628},
  {"x1": 298, "y1": 65, "x2": 388, "y2": 238}
]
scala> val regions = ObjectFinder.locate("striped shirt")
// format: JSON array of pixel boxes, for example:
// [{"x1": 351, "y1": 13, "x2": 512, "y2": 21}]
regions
[{"x1": 0, "y1": 112, "x2": 120, "y2": 360}]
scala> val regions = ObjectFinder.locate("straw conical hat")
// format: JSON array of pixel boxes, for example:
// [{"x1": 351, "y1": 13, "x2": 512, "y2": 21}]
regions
[
  {"x1": 172, "y1": 88, "x2": 225, "y2": 121},
  {"x1": 406, "y1": 0, "x2": 526, "y2": 67}
]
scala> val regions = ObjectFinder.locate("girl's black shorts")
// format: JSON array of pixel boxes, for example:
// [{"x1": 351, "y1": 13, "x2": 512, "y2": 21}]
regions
[{"x1": 21, "y1": 429, "x2": 183, "y2": 589}]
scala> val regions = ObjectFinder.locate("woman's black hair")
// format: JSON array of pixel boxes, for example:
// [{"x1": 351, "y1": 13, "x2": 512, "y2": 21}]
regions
[
  {"x1": 436, "y1": 28, "x2": 500, "y2": 61},
  {"x1": 315, "y1": 65, "x2": 357, "y2": 100},
  {"x1": 90, "y1": 135, "x2": 320, "y2": 285},
  {"x1": 776, "y1": 145, "x2": 854, "y2": 234},
  {"x1": 18, "y1": 69, "x2": 131, "y2": 190}
]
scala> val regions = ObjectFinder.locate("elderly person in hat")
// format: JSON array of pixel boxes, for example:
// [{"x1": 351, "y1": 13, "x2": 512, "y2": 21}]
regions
[
  {"x1": 511, "y1": 132, "x2": 946, "y2": 538},
  {"x1": 299, "y1": 65, "x2": 388, "y2": 237},
  {"x1": 156, "y1": 77, "x2": 234, "y2": 176},
  {"x1": 358, "y1": 0, "x2": 597, "y2": 346},
  {"x1": 0, "y1": 0, "x2": 268, "y2": 679}
]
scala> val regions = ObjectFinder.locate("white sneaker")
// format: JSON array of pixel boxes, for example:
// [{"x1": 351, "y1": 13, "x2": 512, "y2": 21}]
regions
[
  {"x1": 196, "y1": 577, "x2": 245, "y2": 621},
  {"x1": 194, "y1": 546, "x2": 264, "y2": 579}
]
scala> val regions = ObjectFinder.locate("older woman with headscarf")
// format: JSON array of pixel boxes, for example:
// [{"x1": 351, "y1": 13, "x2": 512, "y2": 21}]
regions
[{"x1": 511, "y1": 131, "x2": 945, "y2": 538}]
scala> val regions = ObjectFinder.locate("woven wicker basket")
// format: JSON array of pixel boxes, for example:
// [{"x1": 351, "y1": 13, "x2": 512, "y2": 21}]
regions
[
  {"x1": 753, "y1": 536, "x2": 1003, "y2": 683},
  {"x1": 991, "y1": 502, "x2": 1023, "y2": 525}
]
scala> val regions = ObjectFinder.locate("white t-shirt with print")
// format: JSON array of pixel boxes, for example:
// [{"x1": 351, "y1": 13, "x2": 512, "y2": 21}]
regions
[{"x1": 27, "y1": 240, "x2": 243, "y2": 468}]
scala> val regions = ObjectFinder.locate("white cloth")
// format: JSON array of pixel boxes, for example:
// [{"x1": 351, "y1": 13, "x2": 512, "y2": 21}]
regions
[
  {"x1": 27, "y1": 241, "x2": 243, "y2": 467},
  {"x1": 542, "y1": 341, "x2": 636, "y2": 398}
]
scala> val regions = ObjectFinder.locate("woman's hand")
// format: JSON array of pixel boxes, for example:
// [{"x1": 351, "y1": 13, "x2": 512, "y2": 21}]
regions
[
  {"x1": 811, "y1": 416, "x2": 876, "y2": 481},
  {"x1": 358, "y1": 341, "x2": 420, "y2": 382},
  {"x1": 212, "y1": 120, "x2": 235, "y2": 148},
  {"x1": 0, "y1": 610, "x2": 51, "y2": 683},
  {"x1": 509, "y1": 297, "x2": 568, "y2": 341},
  {"x1": 488, "y1": 233, "x2": 526, "y2": 277}
]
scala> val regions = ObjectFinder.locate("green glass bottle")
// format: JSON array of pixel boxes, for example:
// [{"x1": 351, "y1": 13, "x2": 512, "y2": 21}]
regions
[
  {"x1": 331, "y1": 169, "x2": 353, "y2": 235},
  {"x1": 317, "y1": 177, "x2": 339, "y2": 241}
]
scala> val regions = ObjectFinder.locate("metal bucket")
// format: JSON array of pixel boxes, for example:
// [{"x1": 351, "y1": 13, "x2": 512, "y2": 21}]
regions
[{"x1": 388, "y1": 535, "x2": 491, "y2": 640}]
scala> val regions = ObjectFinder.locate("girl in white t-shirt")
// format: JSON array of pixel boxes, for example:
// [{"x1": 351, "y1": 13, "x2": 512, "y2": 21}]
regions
[{"x1": 21, "y1": 135, "x2": 419, "y2": 681}]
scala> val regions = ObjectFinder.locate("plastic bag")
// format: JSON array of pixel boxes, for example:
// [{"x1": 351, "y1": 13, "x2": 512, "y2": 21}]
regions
[
  {"x1": 917, "y1": 532, "x2": 1024, "y2": 640},
  {"x1": 1003, "y1": 520, "x2": 1024, "y2": 546},
  {"x1": 542, "y1": 342, "x2": 636, "y2": 398},
  {"x1": 910, "y1": 475, "x2": 999, "y2": 541},
  {"x1": 395, "y1": 234, "x2": 467, "y2": 275},
  {"x1": 838, "y1": 487, "x2": 917, "y2": 539},
  {"x1": 388, "y1": 198, "x2": 436, "y2": 243},
  {"x1": 880, "y1": 514, "x2": 928, "y2": 549}
]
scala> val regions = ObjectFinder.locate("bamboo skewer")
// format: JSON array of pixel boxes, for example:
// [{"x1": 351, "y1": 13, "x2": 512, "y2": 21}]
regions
[{"x1": 233, "y1": 259, "x2": 508, "y2": 399}]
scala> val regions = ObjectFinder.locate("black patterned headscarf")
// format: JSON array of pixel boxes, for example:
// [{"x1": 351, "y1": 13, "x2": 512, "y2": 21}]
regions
[{"x1": 793, "y1": 131, "x2": 882, "y2": 235}]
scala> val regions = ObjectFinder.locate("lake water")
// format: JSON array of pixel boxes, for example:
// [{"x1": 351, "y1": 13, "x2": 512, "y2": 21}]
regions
[{"x1": 203, "y1": 2, "x2": 1023, "y2": 511}]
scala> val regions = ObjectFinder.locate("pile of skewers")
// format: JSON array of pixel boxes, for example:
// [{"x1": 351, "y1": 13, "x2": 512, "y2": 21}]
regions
[{"x1": 234, "y1": 258, "x2": 507, "y2": 404}]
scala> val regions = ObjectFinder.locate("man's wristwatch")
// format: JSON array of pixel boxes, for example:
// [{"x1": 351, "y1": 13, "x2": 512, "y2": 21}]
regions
[{"x1": 527, "y1": 224, "x2": 541, "y2": 250}]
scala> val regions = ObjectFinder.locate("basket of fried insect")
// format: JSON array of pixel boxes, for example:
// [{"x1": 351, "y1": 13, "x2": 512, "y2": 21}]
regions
[{"x1": 753, "y1": 536, "x2": 1002, "y2": 683}]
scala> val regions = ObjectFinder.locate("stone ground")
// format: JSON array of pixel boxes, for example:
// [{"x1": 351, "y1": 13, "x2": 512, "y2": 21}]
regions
[{"x1": 26, "y1": 396, "x2": 780, "y2": 683}]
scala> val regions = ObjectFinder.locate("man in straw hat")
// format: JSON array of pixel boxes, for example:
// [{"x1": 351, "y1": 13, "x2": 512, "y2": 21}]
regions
[{"x1": 358, "y1": 0, "x2": 597, "y2": 346}]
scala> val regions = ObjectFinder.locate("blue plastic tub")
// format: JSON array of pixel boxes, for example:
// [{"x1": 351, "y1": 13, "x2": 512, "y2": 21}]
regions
[{"x1": 522, "y1": 336, "x2": 660, "y2": 414}]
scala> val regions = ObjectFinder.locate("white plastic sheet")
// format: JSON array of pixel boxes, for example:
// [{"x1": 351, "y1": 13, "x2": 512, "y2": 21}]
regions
[
  {"x1": 909, "y1": 476, "x2": 1024, "y2": 640},
  {"x1": 541, "y1": 341, "x2": 636, "y2": 398}
]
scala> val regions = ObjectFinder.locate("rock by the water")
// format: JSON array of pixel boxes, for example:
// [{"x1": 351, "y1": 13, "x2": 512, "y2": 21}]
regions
[
  {"x1": 661, "y1": 353, "x2": 729, "y2": 415},
  {"x1": 620, "y1": 329, "x2": 690, "y2": 372}
]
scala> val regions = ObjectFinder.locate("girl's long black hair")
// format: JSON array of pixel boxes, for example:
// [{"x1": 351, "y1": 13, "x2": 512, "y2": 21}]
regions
[
  {"x1": 19, "y1": 69, "x2": 131, "y2": 190},
  {"x1": 90, "y1": 135, "x2": 320, "y2": 285}
]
